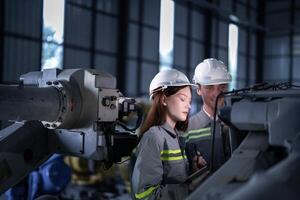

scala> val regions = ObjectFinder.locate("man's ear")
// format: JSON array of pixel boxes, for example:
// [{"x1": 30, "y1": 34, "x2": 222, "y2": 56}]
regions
[{"x1": 196, "y1": 86, "x2": 202, "y2": 96}]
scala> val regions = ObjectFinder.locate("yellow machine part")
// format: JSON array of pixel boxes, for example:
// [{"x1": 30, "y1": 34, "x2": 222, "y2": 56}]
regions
[{"x1": 64, "y1": 156, "x2": 118, "y2": 186}]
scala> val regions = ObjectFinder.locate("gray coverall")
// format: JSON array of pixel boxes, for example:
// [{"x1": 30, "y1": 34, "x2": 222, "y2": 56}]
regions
[
  {"x1": 184, "y1": 109, "x2": 230, "y2": 171},
  {"x1": 131, "y1": 123, "x2": 189, "y2": 200}
]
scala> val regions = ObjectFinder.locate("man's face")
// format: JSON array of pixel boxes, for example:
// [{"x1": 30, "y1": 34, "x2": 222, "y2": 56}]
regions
[{"x1": 197, "y1": 84, "x2": 228, "y2": 111}]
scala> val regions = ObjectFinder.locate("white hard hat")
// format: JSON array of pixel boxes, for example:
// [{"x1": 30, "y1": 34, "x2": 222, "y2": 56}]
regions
[
  {"x1": 193, "y1": 58, "x2": 232, "y2": 85},
  {"x1": 149, "y1": 68, "x2": 195, "y2": 99}
]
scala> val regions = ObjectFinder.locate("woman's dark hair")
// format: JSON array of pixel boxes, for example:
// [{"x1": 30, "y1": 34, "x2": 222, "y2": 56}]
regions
[{"x1": 139, "y1": 86, "x2": 191, "y2": 139}]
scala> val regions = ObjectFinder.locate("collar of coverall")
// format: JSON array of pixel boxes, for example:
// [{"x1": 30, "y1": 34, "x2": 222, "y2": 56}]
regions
[
  {"x1": 203, "y1": 106, "x2": 218, "y2": 121},
  {"x1": 199, "y1": 108, "x2": 213, "y2": 126},
  {"x1": 160, "y1": 122, "x2": 179, "y2": 138}
]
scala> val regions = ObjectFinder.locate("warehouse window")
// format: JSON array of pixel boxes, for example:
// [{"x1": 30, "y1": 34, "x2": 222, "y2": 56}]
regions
[
  {"x1": 228, "y1": 23, "x2": 238, "y2": 90},
  {"x1": 41, "y1": 0, "x2": 65, "y2": 70},
  {"x1": 159, "y1": 0, "x2": 174, "y2": 70}
]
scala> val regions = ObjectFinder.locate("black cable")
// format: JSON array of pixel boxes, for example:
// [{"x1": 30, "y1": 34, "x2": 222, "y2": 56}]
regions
[
  {"x1": 291, "y1": 84, "x2": 300, "y2": 88},
  {"x1": 117, "y1": 104, "x2": 143, "y2": 132},
  {"x1": 210, "y1": 91, "x2": 229, "y2": 172}
]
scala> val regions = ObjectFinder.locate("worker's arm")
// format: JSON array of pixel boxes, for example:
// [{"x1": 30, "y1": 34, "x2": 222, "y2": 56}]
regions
[{"x1": 131, "y1": 131, "x2": 166, "y2": 200}]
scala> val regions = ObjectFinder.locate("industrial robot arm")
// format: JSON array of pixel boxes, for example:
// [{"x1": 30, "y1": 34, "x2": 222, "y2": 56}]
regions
[
  {"x1": 0, "y1": 68, "x2": 141, "y2": 194},
  {"x1": 187, "y1": 88, "x2": 300, "y2": 200}
]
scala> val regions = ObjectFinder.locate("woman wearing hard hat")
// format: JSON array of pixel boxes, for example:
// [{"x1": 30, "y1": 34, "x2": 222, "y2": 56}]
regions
[
  {"x1": 184, "y1": 58, "x2": 232, "y2": 173},
  {"x1": 131, "y1": 69, "x2": 206, "y2": 200}
]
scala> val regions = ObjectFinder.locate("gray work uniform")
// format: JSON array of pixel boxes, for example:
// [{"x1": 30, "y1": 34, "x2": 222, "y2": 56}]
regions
[
  {"x1": 131, "y1": 123, "x2": 189, "y2": 200},
  {"x1": 184, "y1": 109, "x2": 230, "y2": 171}
]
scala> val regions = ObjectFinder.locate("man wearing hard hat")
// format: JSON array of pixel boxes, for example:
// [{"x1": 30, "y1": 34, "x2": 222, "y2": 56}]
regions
[{"x1": 184, "y1": 58, "x2": 232, "y2": 172}]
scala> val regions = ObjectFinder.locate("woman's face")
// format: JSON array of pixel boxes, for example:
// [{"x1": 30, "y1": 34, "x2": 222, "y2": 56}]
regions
[{"x1": 164, "y1": 86, "x2": 192, "y2": 124}]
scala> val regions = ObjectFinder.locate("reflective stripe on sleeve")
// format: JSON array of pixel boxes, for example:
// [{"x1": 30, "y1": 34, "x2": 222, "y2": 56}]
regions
[
  {"x1": 160, "y1": 149, "x2": 187, "y2": 161},
  {"x1": 160, "y1": 155, "x2": 187, "y2": 161},
  {"x1": 160, "y1": 149, "x2": 181, "y2": 155},
  {"x1": 135, "y1": 185, "x2": 159, "y2": 199}
]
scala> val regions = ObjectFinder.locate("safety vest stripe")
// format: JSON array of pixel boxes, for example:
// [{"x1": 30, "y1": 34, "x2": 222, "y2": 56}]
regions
[
  {"x1": 185, "y1": 132, "x2": 211, "y2": 142},
  {"x1": 160, "y1": 149, "x2": 181, "y2": 155},
  {"x1": 135, "y1": 185, "x2": 159, "y2": 199},
  {"x1": 186, "y1": 127, "x2": 211, "y2": 135},
  {"x1": 160, "y1": 152, "x2": 182, "y2": 157},
  {"x1": 161, "y1": 155, "x2": 186, "y2": 161}
]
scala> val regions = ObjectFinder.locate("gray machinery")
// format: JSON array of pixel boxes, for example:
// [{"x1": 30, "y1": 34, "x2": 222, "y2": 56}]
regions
[
  {"x1": 0, "y1": 68, "x2": 141, "y2": 195},
  {"x1": 188, "y1": 87, "x2": 300, "y2": 200}
]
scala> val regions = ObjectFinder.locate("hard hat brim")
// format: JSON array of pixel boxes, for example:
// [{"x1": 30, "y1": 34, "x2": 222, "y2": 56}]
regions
[
  {"x1": 150, "y1": 83, "x2": 197, "y2": 100},
  {"x1": 200, "y1": 81, "x2": 231, "y2": 86},
  {"x1": 151, "y1": 83, "x2": 197, "y2": 93}
]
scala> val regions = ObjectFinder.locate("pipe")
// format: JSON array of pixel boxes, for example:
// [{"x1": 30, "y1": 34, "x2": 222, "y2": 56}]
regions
[{"x1": 0, "y1": 85, "x2": 61, "y2": 122}]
